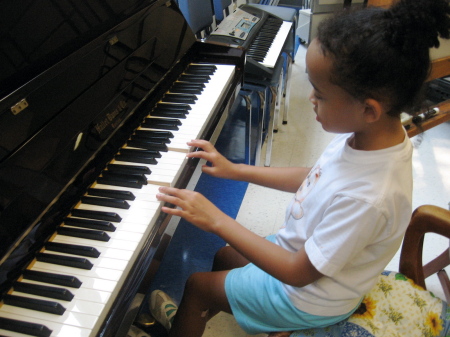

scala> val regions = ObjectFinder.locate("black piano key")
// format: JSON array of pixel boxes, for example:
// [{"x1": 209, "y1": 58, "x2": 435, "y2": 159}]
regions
[
  {"x1": 87, "y1": 188, "x2": 135, "y2": 201},
  {"x1": 178, "y1": 74, "x2": 210, "y2": 83},
  {"x1": 0, "y1": 316, "x2": 52, "y2": 337},
  {"x1": 13, "y1": 282, "x2": 74, "y2": 301},
  {"x1": 45, "y1": 241, "x2": 101, "y2": 258},
  {"x1": 132, "y1": 134, "x2": 171, "y2": 146},
  {"x1": 81, "y1": 195, "x2": 130, "y2": 209},
  {"x1": 36, "y1": 252, "x2": 94, "y2": 270},
  {"x1": 120, "y1": 148, "x2": 162, "y2": 158},
  {"x1": 57, "y1": 226, "x2": 111, "y2": 242},
  {"x1": 64, "y1": 217, "x2": 116, "y2": 232},
  {"x1": 127, "y1": 138, "x2": 169, "y2": 151},
  {"x1": 22, "y1": 270, "x2": 82, "y2": 289},
  {"x1": 172, "y1": 81, "x2": 205, "y2": 89},
  {"x1": 150, "y1": 109, "x2": 187, "y2": 119},
  {"x1": 3, "y1": 294, "x2": 66, "y2": 315},
  {"x1": 156, "y1": 102, "x2": 192, "y2": 111},
  {"x1": 162, "y1": 93, "x2": 197, "y2": 104},
  {"x1": 71, "y1": 208, "x2": 122, "y2": 222},
  {"x1": 115, "y1": 153, "x2": 158, "y2": 165},
  {"x1": 97, "y1": 175, "x2": 144, "y2": 189},
  {"x1": 134, "y1": 129, "x2": 174, "y2": 139},
  {"x1": 107, "y1": 163, "x2": 151, "y2": 175},
  {"x1": 102, "y1": 171, "x2": 147, "y2": 185},
  {"x1": 186, "y1": 64, "x2": 217, "y2": 74},
  {"x1": 169, "y1": 85, "x2": 202, "y2": 95},
  {"x1": 142, "y1": 118, "x2": 181, "y2": 130}
]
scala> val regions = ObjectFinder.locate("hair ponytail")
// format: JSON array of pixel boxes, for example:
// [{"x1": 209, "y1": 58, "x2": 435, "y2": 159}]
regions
[
  {"x1": 317, "y1": 0, "x2": 450, "y2": 116},
  {"x1": 386, "y1": 0, "x2": 450, "y2": 53}
]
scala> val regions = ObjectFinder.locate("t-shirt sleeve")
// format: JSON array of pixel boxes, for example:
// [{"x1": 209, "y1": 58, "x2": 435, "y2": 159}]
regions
[{"x1": 305, "y1": 195, "x2": 388, "y2": 277}]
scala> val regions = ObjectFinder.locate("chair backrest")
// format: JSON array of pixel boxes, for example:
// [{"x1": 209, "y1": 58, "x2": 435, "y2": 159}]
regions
[
  {"x1": 212, "y1": 0, "x2": 232, "y2": 21},
  {"x1": 399, "y1": 205, "x2": 450, "y2": 301},
  {"x1": 177, "y1": 0, "x2": 214, "y2": 36}
]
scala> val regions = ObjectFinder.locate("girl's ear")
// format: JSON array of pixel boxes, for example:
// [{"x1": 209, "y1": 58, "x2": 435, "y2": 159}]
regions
[{"x1": 363, "y1": 98, "x2": 385, "y2": 123}]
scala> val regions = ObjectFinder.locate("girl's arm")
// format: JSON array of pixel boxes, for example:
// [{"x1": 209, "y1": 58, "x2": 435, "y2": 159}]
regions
[
  {"x1": 187, "y1": 139, "x2": 311, "y2": 193},
  {"x1": 156, "y1": 187, "x2": 323, "y2": 287}
]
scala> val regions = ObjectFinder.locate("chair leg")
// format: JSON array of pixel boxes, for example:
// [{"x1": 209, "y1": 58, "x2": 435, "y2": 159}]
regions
[
  {"x1": 242, "y1": 91, "x2": 253, "y2": 166},
  {"x1": 437, "y1": 269, "x2": 450, "y2": 303},
  {"x1": 273, "y1": 71, "x2": 283, "y2": 133},
  {"x1": 264, "y1": 86, "x2": 277, "y2": 167},
  {"x1": 256, "y1": 91, "x2": 265, "y2": 166},
  {"x1": 283, "y1": 54, "x2": 293, "y2": 125}
]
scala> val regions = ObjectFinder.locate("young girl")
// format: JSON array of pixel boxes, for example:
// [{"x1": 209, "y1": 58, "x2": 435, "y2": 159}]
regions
[{"x1": 152, "y1": 0, "x2": 450, "y2": 335}]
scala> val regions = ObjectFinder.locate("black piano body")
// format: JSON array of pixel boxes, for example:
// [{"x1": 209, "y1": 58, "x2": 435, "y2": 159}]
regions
[{"x1": 0, "y1": 0, "x2": 244, "y2": 336}]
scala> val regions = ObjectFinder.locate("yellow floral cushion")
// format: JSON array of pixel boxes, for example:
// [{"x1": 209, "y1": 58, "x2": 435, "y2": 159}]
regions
[{"x1": 291, "y1": 271, "x2": 449, "y2": 337}]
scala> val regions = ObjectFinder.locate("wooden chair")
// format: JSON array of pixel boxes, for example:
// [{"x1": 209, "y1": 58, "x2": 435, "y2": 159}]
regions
[
  {"x1": 268, "y1": 205, "x2": 450, "y2": 337},
  {"x1": 399, "y1": 205, "x2": 450, "y2": 302}
]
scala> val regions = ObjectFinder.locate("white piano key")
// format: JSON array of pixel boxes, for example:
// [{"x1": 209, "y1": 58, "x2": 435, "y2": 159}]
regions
[
  {"x1": 73, "y1": 203, "x2": 159, "y2": 225},
  {"x1": 2, "y1": 294, "x2": 105, "y2": 319},
  {"x1": 92, "y1": 182, "x2": 161, "y2": 201},
  {"x1": 0, "y1": 310, "x2": 91, "y2": 337},
  {"x1": 31, "y1": 261, "x2": 123, "y2": 282},
  {"x1": 23, "y1": 273, "x2": 116, "y2": 293},
  {"x1": 260, "y1": 21, "x2": 292, "y2": 68},
  {"x1": 57, "y1": 226, "x2": 144, "y2": 243},
  {"x1": 46, "y1": 238, "x2": 136, "y2": 261},
  {"x1": 9, "y1": 288, "x2": 109, "y2": 310},
  {"x1": 39, "y1": 250, "x2": 128, "y2": 272},
  {"x1": 50, "y1": 233, "x2": 139, "y2": 251},
  {"x1": 140, "y1": 64, "x2": 236, "y2": 152}
]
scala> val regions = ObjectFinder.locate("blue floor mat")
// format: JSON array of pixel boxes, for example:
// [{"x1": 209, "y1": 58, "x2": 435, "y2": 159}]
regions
[
  {"x1": 140, "y1": 97, "x2": 250, "y2": 337},
  {"x1": 147, "y1": 174, "x2": 248, "y2": 304}
]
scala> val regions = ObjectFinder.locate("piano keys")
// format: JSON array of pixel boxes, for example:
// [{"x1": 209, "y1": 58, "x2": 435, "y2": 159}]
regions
[
  {"x1": 207, "y1": 5, "x2": 293, "y2": 72},
  {"x1": 0, "y1": 0, "x2": 244, "y2": 336}
]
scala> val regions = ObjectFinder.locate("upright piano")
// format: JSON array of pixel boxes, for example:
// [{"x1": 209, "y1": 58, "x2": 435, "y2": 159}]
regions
[{"x1": 0, "y1": 1, "x2": 244, "y2": 336}]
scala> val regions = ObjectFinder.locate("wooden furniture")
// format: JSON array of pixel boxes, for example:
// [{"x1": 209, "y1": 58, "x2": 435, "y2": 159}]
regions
[{"x1": 400, "y1": 205, "x2": 450, "y2": 302}]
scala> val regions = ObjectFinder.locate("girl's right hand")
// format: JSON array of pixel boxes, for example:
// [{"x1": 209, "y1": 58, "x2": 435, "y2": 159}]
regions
[{"x1": 186, "y1": 139, "x2": 240, "y2": 180}]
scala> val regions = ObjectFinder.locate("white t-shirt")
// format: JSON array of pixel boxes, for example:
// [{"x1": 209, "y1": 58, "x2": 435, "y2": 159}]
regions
[{"x1": 275, "y1": 132, "x2": 413, "y2": 316}]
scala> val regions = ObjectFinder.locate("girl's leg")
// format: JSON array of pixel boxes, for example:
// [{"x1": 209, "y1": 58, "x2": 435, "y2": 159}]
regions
[
  {"x1": 212, "y1": 245, "x2": 250, "y2": 271},
  {"x1": 169, "y1": 247, "x2": 251, "y2": 337},
  {"x1": 169, "y1": 270, "x2": 231, "y2": 337}
]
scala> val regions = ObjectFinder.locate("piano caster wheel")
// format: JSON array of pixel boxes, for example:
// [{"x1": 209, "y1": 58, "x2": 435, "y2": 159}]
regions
[
  {"x1": 283, "y1": 121, "x2": 287, "y2": 125},
  {"x1": 135, "y1": 312, "x2": 156, "y2": 328},
  {"x1": 127, "y1": 325, "x2": 153, "y2": 337}
]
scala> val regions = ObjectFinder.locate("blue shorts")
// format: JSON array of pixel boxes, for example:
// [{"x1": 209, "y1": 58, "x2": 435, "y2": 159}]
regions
[{"x1": 224, "y1": 235, "x2": 359, "y2": 334}]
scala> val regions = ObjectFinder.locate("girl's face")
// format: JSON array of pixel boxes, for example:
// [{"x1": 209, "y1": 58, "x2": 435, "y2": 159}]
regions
[{"x1": 305, "y1": 39, "x2": 367, "y2": 134}]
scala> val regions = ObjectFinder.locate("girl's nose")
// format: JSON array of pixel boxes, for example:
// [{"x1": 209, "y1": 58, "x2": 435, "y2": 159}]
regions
[{"x1": 309, "y1": 90, "x2": 317, "y2": 105}]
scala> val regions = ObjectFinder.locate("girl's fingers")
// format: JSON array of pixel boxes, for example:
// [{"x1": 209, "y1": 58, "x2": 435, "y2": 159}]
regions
[{"x1": 187, "y1": 139, "x2": 214, "y2": 150}]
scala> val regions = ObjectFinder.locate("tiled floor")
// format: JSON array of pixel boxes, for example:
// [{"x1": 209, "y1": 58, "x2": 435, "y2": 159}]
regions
[{"x1": 202, "y1": 44, "x2": 450, "y2": 337}]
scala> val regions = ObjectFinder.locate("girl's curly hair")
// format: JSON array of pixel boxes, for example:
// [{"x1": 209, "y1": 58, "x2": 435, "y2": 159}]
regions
[{"x1": 317, "y1": 0, "x2": 450, "y2": 117}]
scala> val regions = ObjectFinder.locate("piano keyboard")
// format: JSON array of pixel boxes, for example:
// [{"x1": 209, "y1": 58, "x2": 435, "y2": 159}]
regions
[
  {"x1": 208, "y1": 8, "x2": 293, "y2": 69},
  {"x1": 0, "y1": 63, "x2": 236, "y2": 337},
  {"x1": 247, "y1": 18, "x2": 292, "y2": 69}
]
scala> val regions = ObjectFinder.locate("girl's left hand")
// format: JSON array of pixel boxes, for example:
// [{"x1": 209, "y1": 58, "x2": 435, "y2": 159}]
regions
[{"x1": 156, "y1": 186, "x2": 230, "y2": 233}]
